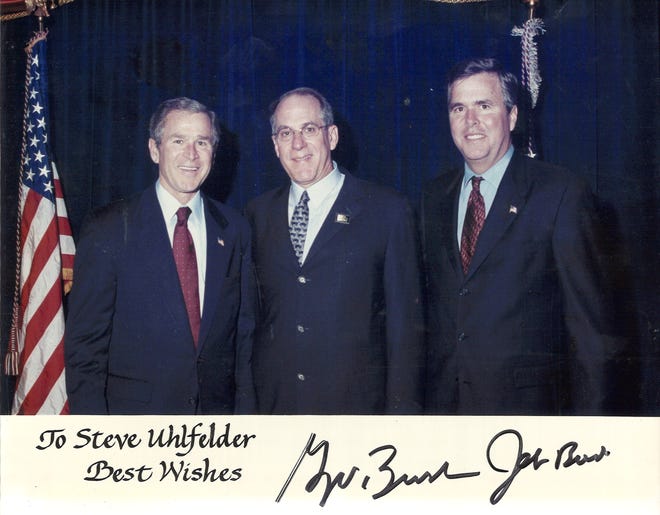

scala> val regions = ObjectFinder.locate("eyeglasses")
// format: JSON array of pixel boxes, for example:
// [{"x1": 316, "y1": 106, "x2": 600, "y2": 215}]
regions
[{"x1": 273, "y1": 123, "x2": 328, "y2": 143}]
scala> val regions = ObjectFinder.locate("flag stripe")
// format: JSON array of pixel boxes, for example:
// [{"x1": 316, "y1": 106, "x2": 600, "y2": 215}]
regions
[
  {"x1": 59, "y1": 234, "x2": 76, "y2": 256},
  {"x1": 18, "y1": 300, "x2": 64, "y2": 385},
  {"x1": 18, "y1": 336, "x2": 65, "y2": 415},
  {"x1": 19, "y1": 205, "x2": 59, "y2": 321},
  {"x1": 18, "y1": 188, "x2": 40, "y2": 250},
  {"x1": 19, "y1": 274, "x2": 63, "y2": 374},
  {"x1": 19, "y1": 348, "x2": 67, "y2": 415}
]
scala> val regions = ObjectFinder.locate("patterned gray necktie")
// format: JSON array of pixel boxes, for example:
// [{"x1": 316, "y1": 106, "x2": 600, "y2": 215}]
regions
[{"x1": 289, "y1": 190, "x2": 309, "y2": 266}]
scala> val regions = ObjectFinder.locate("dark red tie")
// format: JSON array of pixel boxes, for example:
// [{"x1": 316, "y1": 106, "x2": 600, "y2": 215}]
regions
[
  {"x1": 460, "y1": 176, "x2": 485, "y2": 274},
  {"x1": 173, "y1": 207, "x2": 201, "y2": 346}
]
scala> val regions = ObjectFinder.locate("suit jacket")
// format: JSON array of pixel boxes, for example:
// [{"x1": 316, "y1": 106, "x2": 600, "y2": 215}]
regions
[
  {"x1": 245, "y1": 170, "x2": 425, "y2": 414},
  {"x1": 64, "y1": 185, "x2": 256, "y2": 415},
  {"x1": 421, "y1": 151, "x2": 628, "y2": 415}
]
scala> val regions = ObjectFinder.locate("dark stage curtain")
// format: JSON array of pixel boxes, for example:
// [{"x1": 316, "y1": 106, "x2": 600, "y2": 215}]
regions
[{"x1": 1, "y1": 0, "x2": 657, "y2": 414}]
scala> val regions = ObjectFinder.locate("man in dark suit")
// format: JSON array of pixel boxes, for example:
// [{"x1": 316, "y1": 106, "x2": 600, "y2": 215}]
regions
[
  {"x1": 245, "y1": 87, "x2": 425, "y2": 414},
  {"x1": 64, "y1": 97, "x2": 255, "y2": 414},
  {"x1": 421, "y1": 58, "x2": 629, "y2": 415}
]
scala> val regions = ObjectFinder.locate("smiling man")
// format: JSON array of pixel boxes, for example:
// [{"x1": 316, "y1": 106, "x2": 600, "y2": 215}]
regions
[
  {"x1": 64, "y1": 97, "x2": 256, "y2": 414},
  {"x1": 245, "y1": 87, "x2": 425, "y2": 414},
  {"x1": 420, "y1": 58, "x2": 632, "y2": 415}
]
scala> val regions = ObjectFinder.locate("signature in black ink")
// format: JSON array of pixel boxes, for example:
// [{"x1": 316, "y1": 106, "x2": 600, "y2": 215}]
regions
[
  {"x1": 368, "y1": 444, "x2": 480, "y2": 499},
  {"x1": 277, "y1": 433, "x2": 480, "y2": 506},
  {"x1": 554, "y1": 441, "x2": 610, "y2": 469},
  {"x1": 487, "y1": 429, "x2": 611, "y2": 505},
  {"x1": 487, "y1": 429, "x2": 550, "y2": 505}
]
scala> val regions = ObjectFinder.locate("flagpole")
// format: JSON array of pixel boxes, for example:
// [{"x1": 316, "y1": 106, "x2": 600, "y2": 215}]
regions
[{"x1": 36, "y1": 5, "x2": 45, "y2": 32}]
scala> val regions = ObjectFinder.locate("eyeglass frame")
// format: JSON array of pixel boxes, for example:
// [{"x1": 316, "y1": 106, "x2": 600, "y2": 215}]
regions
[{"x1": 272, "y1": 123, "x2": 330, "y2": 143}]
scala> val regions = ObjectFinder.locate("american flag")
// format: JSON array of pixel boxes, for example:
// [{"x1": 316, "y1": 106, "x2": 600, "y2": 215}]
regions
[{"x1": 4, "y1": 31, "x2": 75, "y2": 415}]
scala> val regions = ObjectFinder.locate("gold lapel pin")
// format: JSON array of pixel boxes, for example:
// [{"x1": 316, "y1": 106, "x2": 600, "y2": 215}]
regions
[
  {"x1": 509, "y1": 205, "x2": 518, "y2": 214},
  {"x1": 335, "y1": 213, "x2": 350, "y2": 224},
  {"x1": 217, "y1": 237, "x2": 225, "y2": 246}
]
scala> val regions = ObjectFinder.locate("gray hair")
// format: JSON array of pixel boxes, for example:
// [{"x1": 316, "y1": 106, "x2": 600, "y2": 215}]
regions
[{"x1": 269, "y1": 87, "x2": 334, "y2": 133}]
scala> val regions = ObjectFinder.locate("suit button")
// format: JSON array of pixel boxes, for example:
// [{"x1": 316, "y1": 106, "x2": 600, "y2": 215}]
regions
[
  {"x1": 297, "y1": 275, "x2": 307, "y2": 284},
  {"x1": 458, "y1": 332, "x2": 466, "y2": 342},
  {"x1": 188, "y1": 397, "x2": 196, "y2": 405},
  {"x1": 297, "y1": 373, "x2": 305, "y2": 381},
  {"x1": 297, "y1": 325, "x2": 305, "y2": 333},
  {"x1": 458, "y1": 288, "x2": 469, "y2": 296}
]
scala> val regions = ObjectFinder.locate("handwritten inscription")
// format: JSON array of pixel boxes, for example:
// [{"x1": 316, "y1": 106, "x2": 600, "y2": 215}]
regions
[
  {"x1": 82, "y1": 457, "x2": 243, "y2": 483},
  {"x1": 37, "y1": 423, "x2": 255, "y2": 453},
  {"x1": 277, "y1": 429, "x2": 611, "y2": 506},
  {"x1": 35, "y1": 422, "x2": 255, "y2": 484}
]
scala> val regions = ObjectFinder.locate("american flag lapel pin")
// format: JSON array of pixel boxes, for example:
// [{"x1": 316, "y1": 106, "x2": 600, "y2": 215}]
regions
[
  {"x1": 217, "y1": 237, "x2": 225, "y2": 246},
  {"x1": 335, "y1": 213, "x2": 350, "y2": 224},
  {"x1": 509, "y1": 205, "x2": 518, "y2": 215}
]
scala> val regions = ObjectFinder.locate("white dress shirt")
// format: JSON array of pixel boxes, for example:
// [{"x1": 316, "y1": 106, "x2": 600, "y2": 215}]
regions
[
  {"x1": 156, "y1": 181, "x2": 207, "y2": 314},
  {"x1": 457, "y1": 146, "x2": 514, "y2": 247},
  {"x1": 288, "y1": 162, "x2": 345, "y2": 264}
]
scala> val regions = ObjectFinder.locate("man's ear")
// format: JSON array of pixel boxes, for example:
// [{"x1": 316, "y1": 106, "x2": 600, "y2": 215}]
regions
[
  {"x1": 328, "y1": 124, "x2": 339, "y2": 151},
  {"x1": 148, "y1": 138, "x2": 160, "y2": 164},
  {"x1": 272, "y1": 135, "x2": 281, "y2": 158},
  {"x1": 508, "y1": 105, "x2": 518, "y2": 132}
]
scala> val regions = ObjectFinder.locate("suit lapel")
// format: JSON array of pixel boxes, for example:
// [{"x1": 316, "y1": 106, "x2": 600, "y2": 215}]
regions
[
  {"x1": 465, "y1": 153, "x2": 529, "y2": 279},
  {"x1": 269, "y1": 186, "x2": 300, "y2": 268},
  {"x1": 135, "y1": 187, "x2": 190, "y2": 331},
  {"x1": 442, "y1": 171, "x2": 464, "y2": 279},
  {"x1": 304, "y1": 171, "x2": 363, "y2": 265},
  {"x1": 198, "y1": 196, "x2": 231, "y2": 351},
  {"x1": 425, "y1": 169, "x2": 463, "y2": 280}
]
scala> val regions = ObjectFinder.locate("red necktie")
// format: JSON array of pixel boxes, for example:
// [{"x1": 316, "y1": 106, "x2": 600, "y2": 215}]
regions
[
  {"x1": 460, "y1": 176, "x2": 485, "y2": 274},
  {"x1": 173, "y1": 207, "x2": 201, "y2": 346}
]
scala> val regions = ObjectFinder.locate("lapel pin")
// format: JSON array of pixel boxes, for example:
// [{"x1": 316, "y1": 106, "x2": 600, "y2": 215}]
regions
[
  {"x1": 217, "y1": 237, "x2": 225, "y2": 246},
  {"x1": 509, "y1": 205, "x2": 518, "y2": 214},
  {"x1": 335, "y1": 213, "x2": 350, "y2": 224}
]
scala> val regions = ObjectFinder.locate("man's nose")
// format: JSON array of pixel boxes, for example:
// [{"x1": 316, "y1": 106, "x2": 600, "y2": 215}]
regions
[
  {"x1": 465, "y1": 108, "x2": 478, "y2": 126},
  {"x1": 184, "y1": 143, "x2": 199, "y2": 158},
  {"x1": 291, "y1": 130, "x2": 307, "y2": 149}
]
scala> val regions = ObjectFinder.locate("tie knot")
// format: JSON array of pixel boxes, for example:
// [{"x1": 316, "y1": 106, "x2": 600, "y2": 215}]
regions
[
  {"x1": 299, "y1": 190, "x2": 310, "y2": 205},
  {"x1": 471, "y1": 176, "x2": 484, "y2": 192},
  {"x1": 176, "y1": 206, "x2": 192, "y2": 225}
]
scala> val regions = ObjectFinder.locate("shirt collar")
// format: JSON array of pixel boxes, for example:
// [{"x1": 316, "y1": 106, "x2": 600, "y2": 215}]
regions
[
  {"x1": 155, "y1": 180, "x2": 203, "y2": 222},
  {"x1": 290, "y1": 161, "x2": 342, "y2": 205},
  {"x1": 462, "y1": 145, "x2": 514, "y2": 189}
]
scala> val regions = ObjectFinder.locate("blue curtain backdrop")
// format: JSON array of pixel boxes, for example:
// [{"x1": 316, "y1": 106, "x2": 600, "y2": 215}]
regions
[{"x1": 1, "y1": 0, "x2": 657, "y2": 414}]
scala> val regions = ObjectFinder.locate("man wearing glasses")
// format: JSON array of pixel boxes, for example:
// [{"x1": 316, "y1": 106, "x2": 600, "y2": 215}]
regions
[{"x1": 245, "y1": 87, "x2": 425, "y2": 414}]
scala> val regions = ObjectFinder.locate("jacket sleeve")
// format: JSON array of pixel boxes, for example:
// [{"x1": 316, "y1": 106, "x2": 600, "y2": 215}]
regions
[
  {"x1": 64, "y1": 207, "x2": 122, "y2": 414},
  {"x1": 383, "y1": 197, "x2": 426, "y2": 414},
  {"x1": 232, "y1": 217, "x2": 258, "y2": 414},
  {"x1": 553, "y1": 176, "x2": 635, "y2": 414}
]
